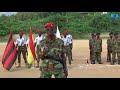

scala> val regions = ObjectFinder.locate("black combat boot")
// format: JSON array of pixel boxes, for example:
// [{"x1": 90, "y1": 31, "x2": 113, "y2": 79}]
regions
[
  {"x1": 36, "y1": 62, "x2": 39, "y2": 68},
  {"x1": 91, "y1": 60, "x2": 95, "y2": 64},
  {"x1": 98, "y1": 61, "x2": 103, "y2": 64},
  {"x1": 110, "y1": 61, "x2": 114, "y2": 65},
  {"x1": 118, "y1": 60, "x2": 120, "y2": 65},
  {"x1": 107, "y1": 59, "x2": 110, "y2": 62},
  {"x1": 16, "y1": 63, "x2": 21, "y2": 68},
  {"x1": 25, "y1": 62, "x2": 29, "y2": 68}
]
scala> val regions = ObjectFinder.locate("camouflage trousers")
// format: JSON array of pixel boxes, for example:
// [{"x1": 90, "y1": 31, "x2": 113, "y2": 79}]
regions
[
  {"x1": 92, "y1": 52, "x2": 101, "y2": 63},
  {"x1": 36, "y1": 45, "x2": 42, "y2": 63},
  {"x1": 40, "y1": 59, "x2": 66, "y2": 78},
  {"x1": 90, "y1": 50, "x2": 93, "y2": 62},
  {"x1": 17, "y1": 46, "x2": 27, "y2": 64},
  {"x1": 64, "y1": 45, "x2": 72, "y2": 65},
  {"x1": 107, "y1": 50, "x2": 112, "y2": 62},
  {"x1": 111, "y1": 52, "x2": 120, "y2": 65},
  {"x1": 69, "y1": 43, "x2": 73, "y2": 60}
]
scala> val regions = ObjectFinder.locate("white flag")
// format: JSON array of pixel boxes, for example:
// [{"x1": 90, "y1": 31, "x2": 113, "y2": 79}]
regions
[{"x1": 56, "y1": 26, "x2": 61, "y2": 39}]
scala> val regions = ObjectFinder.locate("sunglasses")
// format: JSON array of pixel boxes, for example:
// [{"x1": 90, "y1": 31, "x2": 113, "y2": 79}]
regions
[{"x1": 47, "y1": 28, "x2": 54, "y2": 31}]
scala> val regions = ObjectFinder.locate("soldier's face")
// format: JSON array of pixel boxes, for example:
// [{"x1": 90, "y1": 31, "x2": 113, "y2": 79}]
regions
[
  {"x1": 93, "y1": 36, "x2": 96, "y2": 39},
  {"x1": 64, "y1": 34, "x2": 66, "y2": 38},
  {"x1": 110, "y1": 34, "x2": 113, "y2": 37},
  {"x1": 97, "y1": 35, "x2": 100, "y2": 37},
  {"x1": 46, "y1": 27, "x2": 54, "y2": 35},
  {"x1": 38, "y1": 33, "x2": 42, "y2": 37},
  {"x1": 19, "y1": 35, "x2": 23, "y2": 38},
  {"x1": 115, "y1": 35, "x2": 118, "y2": 38}
]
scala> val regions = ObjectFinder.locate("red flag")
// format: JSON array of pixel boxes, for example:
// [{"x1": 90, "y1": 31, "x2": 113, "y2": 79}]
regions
[{"x1": 2, "y1": 32, "x2": 17, "y2": 71}]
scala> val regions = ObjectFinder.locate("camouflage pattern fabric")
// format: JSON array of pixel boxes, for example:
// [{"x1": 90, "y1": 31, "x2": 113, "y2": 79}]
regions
[
  {"x1": 107, "y1": 37, "x2": 113, "y2": 61},
  {"x1": 39, "y1": 35, "x2": 66, "y2": 78},
  {"x1": 90, "y1": 38, "x2": 102, "y2": 63},
  {"x1": 64, "y1": 45, "x2": 71, "y2": 65},
  {"x1": 17, "y1": 46, "x2": 27, "y2": 63},
  {"x1": 111, "y1": 37, "x2": 120, "y2": 64},
  {"x1": 36, "y1": 45, "x2": 42, "y2": 62}
]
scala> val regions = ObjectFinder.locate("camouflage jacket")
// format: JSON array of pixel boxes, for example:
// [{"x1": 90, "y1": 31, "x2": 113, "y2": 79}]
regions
[
  {"x1": 89, "y1": 38, "x2": 102, "y2": 52},
  {"x1": 40, "y1": 35, "x2": 65, "y2": 60},
  {"x1": 96, "y1": 38, "x2": 102, "y2": 52},
  {"x1": 89, "y1": 38, "x2": 94, "y2": 50},
  {"x1": 107, "y1": 37, "x2": 113, "y2": 51},
  {"x1": 111, "y1": 37, "x2": 120, "y2": 52}
]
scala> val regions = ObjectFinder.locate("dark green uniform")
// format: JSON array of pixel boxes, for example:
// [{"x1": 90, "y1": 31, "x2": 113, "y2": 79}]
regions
[
  {"x1": 89, "y1": 33, "x2": 96, "y2": 63},
  {"x1": 96, "y1": 33, "x2": 102, "y2": 64},
  {"x1": 107, "y1": 32, "x2": 113, "y2": 62},
  {"x1": 111, "y1": 33, "x2": 120, "y2": 65}
]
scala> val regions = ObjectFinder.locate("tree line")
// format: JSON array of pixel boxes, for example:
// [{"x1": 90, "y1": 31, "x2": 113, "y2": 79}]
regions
[{"x1": 0, "y1": 12, "x2": 119, "y2": 38}]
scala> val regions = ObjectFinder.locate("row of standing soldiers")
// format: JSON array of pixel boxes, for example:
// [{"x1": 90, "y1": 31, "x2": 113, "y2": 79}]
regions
[
  {"x1": 15, "y1": 22, "x2": 73, "y2": 78},
  {"x1": 89, "y1": 32, "x2": 120, "y2": 65},
  {"x1": 15, "y1": 30, "x2": 73, "y2": 68}
]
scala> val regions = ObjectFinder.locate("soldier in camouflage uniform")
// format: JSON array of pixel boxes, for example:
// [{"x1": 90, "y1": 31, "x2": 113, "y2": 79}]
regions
[
  {"x1": 96, "y1": 33, "x2": 102, "y2": 64},
  {"x1": 107, "y1": 32, "x2": 114, "y2": 62},
  {"x1": 62, "y1": 31, "x2": 72, "y2": 65},
  {"x1": 91, "y1": 33, "x2": 102, "y2": 64},
  {"x1": 111, "y1": 33, "x2": 120, "y2": 65},
  {"x1": 39, "y1": 22, "x2": 68, "y2": 78},
  {"x1": 89, "y1": 33, "x2": 96, "y2": 64},
  {"x1": 34, "y1": 30, "x2": 43, "y2": 68},
  {"x1": 16, "y1": 32, "x2": 28, "y2": 68}
]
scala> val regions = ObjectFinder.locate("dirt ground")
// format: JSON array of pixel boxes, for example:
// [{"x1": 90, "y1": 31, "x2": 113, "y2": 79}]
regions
[{"x1": 1, "y1": 40, "x2": 120, "y2": 78}]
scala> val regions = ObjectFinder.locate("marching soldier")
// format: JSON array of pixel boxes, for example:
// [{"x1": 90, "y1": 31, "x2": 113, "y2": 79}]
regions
[
  {"x1": 96, "y1": 33, "x2": 102, "y2": 64},
  {"x1": 107, "y1": 32, "x2": 114, "y2": 62},
  {"x1": 34, "y1": 30, "x2": 43, "y2": 68},
  {"x1": 89, "y1": 33, "x2": 96, "y2": 63},
  {"x1": 111, "y1": 33, "x2": 120, "y2": 65},
  {"x1": 16, "y1": 32, "x2": 28, "y2": 68},
  {"x1": 66, "y1": 30, "x2": 73, "y2": 61},
  {"x1": 39, "y1": 22, "x2": 68, "y2": 78},
  {"x1": 62, "y1": 31, "x2": 72, "y2": 65}
]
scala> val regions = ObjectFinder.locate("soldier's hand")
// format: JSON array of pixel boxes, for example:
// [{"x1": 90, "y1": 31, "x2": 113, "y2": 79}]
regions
[{"x1": 43, "y1": 46, "x2": 49, "y2": 53}]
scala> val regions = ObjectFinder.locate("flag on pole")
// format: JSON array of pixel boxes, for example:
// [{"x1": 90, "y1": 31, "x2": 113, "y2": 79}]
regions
[
  {"x1": 27, "y1": 28, "x2": 36, "y2": 65},
  {"x1": 2, "y1": 32, "x2": 17, "y2": 71},
  {"x1": 56, "y1": 26, "x2": 61, "y2": 39}
]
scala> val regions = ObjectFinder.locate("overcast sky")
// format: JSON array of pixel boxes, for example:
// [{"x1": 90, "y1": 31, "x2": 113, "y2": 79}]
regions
[{"x1": 0, "y1": 12, "x2": 17, "y2": 16}]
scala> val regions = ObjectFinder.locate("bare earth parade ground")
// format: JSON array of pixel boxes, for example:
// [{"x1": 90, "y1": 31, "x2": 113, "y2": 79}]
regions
[{"x1": 1, "y1": 40, "x2": 120, "y2": 78}]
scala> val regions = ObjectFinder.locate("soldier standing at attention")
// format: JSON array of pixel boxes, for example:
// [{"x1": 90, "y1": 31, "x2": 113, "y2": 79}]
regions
[
  {"x1": 62, "y1": 31, "x2": 72, "y2": 65},
  {"x1": 34, "y1": 30, "x2": 43, "y2": 68},
  {"x1": 66, "y1": 30, "x2": 73, "y2": 61},
  {"x1": 39, "y1": 22, "x2": 68, "y2": 78},
  {"x1": 107, "y1": 32, "x2": 114, "y2": 62},
  {"x1": 89, "y1": 33, "x2": 96, "y2": 64},
  {"x1": 111, "y1": 33, "x2": 120, "y2": 65},
  {"x1": 96, "y1": 33, "x2": 102, "y2": 64},
  {"x1": 16, "y1": 32, "x2": 28, "y2": 68}
]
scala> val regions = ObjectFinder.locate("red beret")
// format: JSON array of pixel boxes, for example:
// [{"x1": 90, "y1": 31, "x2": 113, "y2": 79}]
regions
[
  {"x1": 18, "y1": 32, "x2": 24, "y2": 35},
  {"x1": 37, "y1": 30, "x2": 42, "y2": 33},
  {"x1": 44, "y1": 22, "x2": 55, "y2": 28},
  {"x1": 65, "y1": 30, "x2": 69, "y2": 33},
  {"x1": 63, "y1": 31, "x2": 67, "y2": 35}
]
